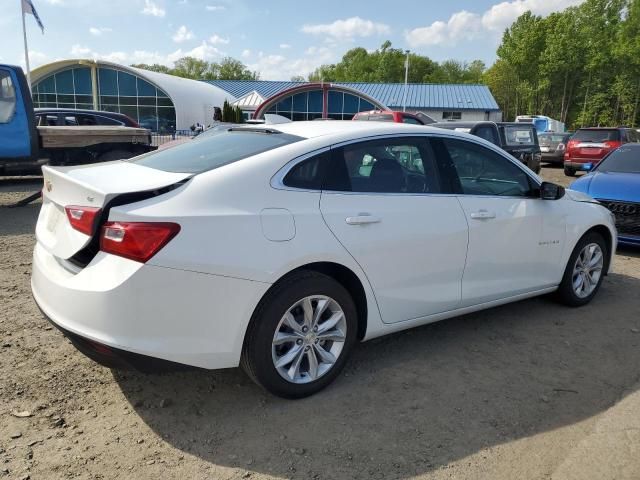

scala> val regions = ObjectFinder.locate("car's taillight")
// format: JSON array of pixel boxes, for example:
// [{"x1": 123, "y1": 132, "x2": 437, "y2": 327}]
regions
[
  {"x1": 99, "y1": 222, "x2": 180, "y2": 263},
  {"x1": 603, "y1": 141, "x2": 621, "y2": 149},
  {"x1": 567, "y1": 140, "x2": 578, "y2": 150},
  {"x1": 556, "y1": 143, "x2": 565, "y2": 151},
  {"x1": 65, "y1": 206, "x2": 102, "y2": 236}
]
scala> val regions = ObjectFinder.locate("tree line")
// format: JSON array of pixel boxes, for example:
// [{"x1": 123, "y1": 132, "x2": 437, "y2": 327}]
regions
[
  {"x1": 132, "y1": 56, "x2": 258, "y2": 81},
  {"x1": 485, "y1": 0, "x2": 640, "y2": 128},
  {"x1": 132, "y1": 0, "x2": 639, "y2": 128}
]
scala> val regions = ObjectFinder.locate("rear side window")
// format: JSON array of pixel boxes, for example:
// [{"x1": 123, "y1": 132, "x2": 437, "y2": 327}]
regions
[
  {"x1": 131, "y1": 129, "x2": 303, "y2": 174},
  {"x1": 573, "y1": 129, "x2": 620, "y2": 142},
  {"x1": 325, "y1": 137, "x2": 440, "y2": 194},
  {"x1": 94, "y1": 115, "x2": 122, "y2": 126},
  {"x1": 474, "y1": 125, "x2": 500, "y2": 145},
  {"x1": 402, "y1": 116, "x2": 423, "y2": 125},
  {"x1": 283, "y1": 151, "x2": 328, "y2": 190}
]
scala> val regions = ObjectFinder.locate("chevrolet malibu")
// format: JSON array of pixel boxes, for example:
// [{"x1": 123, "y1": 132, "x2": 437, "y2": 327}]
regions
[{"x1": 32, "y1": 121, "x2": 617, "y2": 398}]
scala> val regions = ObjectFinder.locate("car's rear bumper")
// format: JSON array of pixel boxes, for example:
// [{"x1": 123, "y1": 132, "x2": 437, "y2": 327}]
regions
[
  {"x1": 565, "y1": 160, "x2": 601, "y2": 170},
  {"x1": 31, "y1": 243, "x2": 270, "y2": 369},
  {"x1": 541, "y1": 152, "x2": 564, "y2": 163}
]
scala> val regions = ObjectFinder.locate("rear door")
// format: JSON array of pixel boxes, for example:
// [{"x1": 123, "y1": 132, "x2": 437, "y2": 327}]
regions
[{"x1": 319, "y1": 136, "x2": 469, "y2": 324}]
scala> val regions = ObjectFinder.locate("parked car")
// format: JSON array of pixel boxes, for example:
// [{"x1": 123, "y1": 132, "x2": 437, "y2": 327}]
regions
[
  {"x1": 569, "y1": 143, "x2": 640, "y2": 246},
  {"x1": 431, "y1": 121, "x2": 542, "y2": 173},
  {"x1": 35, "y1": 108, "x2": 140, "y2": 128},
  {"x1": 564, "y1": 127, "x2": 640, "y2": 176},
  {"x1": 539, "y1": 132, "x2": 572, "y2": 165},
  {"x1": 353, "y1": 109, "x2": 434, "y2": 125},
  {"x1": 32, "y1": 122, "x2": 615, "y2": 398}
]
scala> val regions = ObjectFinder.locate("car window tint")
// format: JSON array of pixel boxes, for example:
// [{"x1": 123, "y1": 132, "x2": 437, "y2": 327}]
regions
[
  {"x1": 94, "y1": 115, "x2": 121, "y2": 126},
  {"x1": 39, "y1": 114, "x2": 59, "y2": 126},
  {"x1": 503, "y1": 126, "x2": 535, "y2": 146},
  {"x1": 439, "y1": 138, "x2": 533, "y2": 197},
  {"x1": 131, "y1": 129, "x2": 303, "y2": 174},
  {"x1": 75, "y1": 114, "x2": 98, "y2": 126},
  {"x1": 0, "y1": 70, "x2": 17, "y2": 124},
  {"x1": 402, "y1": 116, "x2": 422, "y2": 125},
  {"x1": 573, "y1": 129, "x2": 620, "y2": 142},
  {"x1": 64, "y1": 115, "x2": 79, "y2": 126},
  {"x1": 325, "y1": 138, "x2": 440, "y2": 194},
  {"x1": 283, "y1": 151, "x2": 328, "y2": 190},
  {"x1": 474, "y1": 126, "x2": 499, "y2": 145}
]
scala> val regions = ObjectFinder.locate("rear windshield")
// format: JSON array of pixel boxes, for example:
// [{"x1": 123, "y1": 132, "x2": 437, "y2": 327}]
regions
[
  {"x1": 503, "y1": 126, "x2": 535, "y2": 146},
  {"x1": 131, "y1": 129, "x2": 303, "y2": 173},
  {"x1": 539, "y1": 133, "x2": 569, "y2": 144},
  {"x1": 573, "y1": 129, "x2": 620, "y2": 142},
  {"x1": 353, "y1": 114, "x2": 394, "y2": 122},
  {"x1": 595, "y1": 146, "x2": 640, "y2": 173}
]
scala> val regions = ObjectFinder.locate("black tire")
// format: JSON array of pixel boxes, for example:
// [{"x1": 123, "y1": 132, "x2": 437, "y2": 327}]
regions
[
  {"x1": 97, "y1": 149, "x2": 136, "y2": 162},
  {"x1": 241, "y1": 270, "x2": 358, "y2": 399},
  {"x1": 564, "y1": 166, "x2": 576, "y2": 177},
  {"x1": 556, "y1": 231, "x2": 607, "y2": 307}
]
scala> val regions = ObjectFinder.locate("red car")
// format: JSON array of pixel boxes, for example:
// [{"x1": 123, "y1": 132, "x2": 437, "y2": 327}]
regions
[
  {"x1": 352, "y1": 110, "x2": 435, "y2": 125},
  {"x1": 564, "y1": 127, "x2": 640, "y2": 176}
]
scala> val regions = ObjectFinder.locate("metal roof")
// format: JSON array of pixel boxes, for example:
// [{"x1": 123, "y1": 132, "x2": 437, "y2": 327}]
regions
[
  {"x1": 230, "y1": 90, "x2": 266, "y2": 108},
  {"x1": 205, "y1": 80, "x2": 500, "y2": 111}
]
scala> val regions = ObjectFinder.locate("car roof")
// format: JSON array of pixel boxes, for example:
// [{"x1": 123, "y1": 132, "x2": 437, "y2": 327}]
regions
[
  {"x1": 34, "y1": 108, "x2": 127, "y2": 117},
  {"x1": 244, "y1": 120, "x2": 452, "y2": 140}
]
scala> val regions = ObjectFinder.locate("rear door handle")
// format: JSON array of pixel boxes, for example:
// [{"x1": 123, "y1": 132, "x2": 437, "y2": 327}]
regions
[
  {"x1": 345, "y1": 214, "x2": 381, "y2": 225},
  {"x1": 469, "y1": 210, "x2": 496, "y2": 220}
]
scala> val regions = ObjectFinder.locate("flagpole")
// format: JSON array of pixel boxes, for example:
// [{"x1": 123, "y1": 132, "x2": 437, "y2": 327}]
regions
[{"x1": 21, "y1": 6, "x2": 32, "y2": 92}]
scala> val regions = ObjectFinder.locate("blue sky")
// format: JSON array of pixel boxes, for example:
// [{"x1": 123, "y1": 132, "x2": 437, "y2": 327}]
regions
[{"x1": 3, "y1": 0, "x2": 583, "y2": 80}]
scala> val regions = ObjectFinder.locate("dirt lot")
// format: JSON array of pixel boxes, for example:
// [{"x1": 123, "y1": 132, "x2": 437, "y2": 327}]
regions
[{"x1": 1, "y1": 167, "x2": 639, "y2": 480}]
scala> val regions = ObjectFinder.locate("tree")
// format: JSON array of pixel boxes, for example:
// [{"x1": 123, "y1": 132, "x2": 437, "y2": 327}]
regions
[
  {"x1": 290, "y1": 75, "x2": 306, "y2": 82},
  {"x1": 130, "y1": 63, "x2": 172, "y2": 74},
  {"x1": 172, "y1": 57, "x2": 210, "y2": 79},
  {"x1": 131, "y1": 56, "x2": 258, "y2": 81}
]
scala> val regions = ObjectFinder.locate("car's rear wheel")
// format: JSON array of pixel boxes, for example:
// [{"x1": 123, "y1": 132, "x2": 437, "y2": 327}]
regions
[
  {"x1": 564, "y1": 166, "x2": 576, "y2": 177},
  {"x1": 556, "y1": 232, "x2": 607, "y2": 307},
  {"x1": 241, "y1": 271, "x2": 357, "y2": 398}
]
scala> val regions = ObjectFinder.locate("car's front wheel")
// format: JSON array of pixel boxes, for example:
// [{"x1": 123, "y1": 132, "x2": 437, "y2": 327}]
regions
[
  {"x1": 557, "y1": 232, "x2": 607, "y2": 307},
  {"x1": 241, "y1": 271, "x2": 357, "y2": 398}
]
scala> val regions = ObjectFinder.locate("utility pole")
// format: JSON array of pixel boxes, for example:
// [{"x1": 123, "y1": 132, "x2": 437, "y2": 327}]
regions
[{"x1": 402, "y1": 50, "x2": 410, "y2": 112}]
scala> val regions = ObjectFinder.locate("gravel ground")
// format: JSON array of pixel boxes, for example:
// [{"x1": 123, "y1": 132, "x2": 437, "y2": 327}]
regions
[{"x1": 1, "y1": 166, "x2": 639, "y2": 480}]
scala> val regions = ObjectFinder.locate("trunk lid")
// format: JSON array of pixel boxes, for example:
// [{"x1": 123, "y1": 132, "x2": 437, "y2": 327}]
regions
[{"x1": 36, "y1": 161, "x2": 191, "y2": 260}]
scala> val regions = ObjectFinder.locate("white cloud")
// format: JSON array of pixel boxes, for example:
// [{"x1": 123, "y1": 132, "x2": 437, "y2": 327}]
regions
[
  {"x1": 70, "y1": 44, "x2": 92, "y2": 56},
  {"x1": 141, "y1": 0, "x2": 165, "y2": 17},
  {"x1": 302, "y1": 16, "x2": 390, "y2": 40},
  {"x1": 205, "y1": 5, "x2": 225, "y2": 11},
  {"x1": 172, "y1": 25, "x2": 194, "y2": 43},
  {"x1": 249, "y1": 46, "x2": 334, "y2": 80},
  {"x1": 43, "y1": 0, "x2": 64, "y2": 4},
  {"x1": 168, "y1": 42, "x2": 223, "y2": 62},
  {"x1": 209, "y1": 34, "x2": 230, "y2": 45},
  {"x1": 279, "y1": 43, "x2": 291, "y2": 49},
  {"x1": 241, "y1": 49, "x2": 251, "y2": 58},
  {"x1": 89, "y1": 27, "x2": 112, "y2": 36},
  {"x1": 405, "y1": 0, "x2": 584, "y2": 47}
]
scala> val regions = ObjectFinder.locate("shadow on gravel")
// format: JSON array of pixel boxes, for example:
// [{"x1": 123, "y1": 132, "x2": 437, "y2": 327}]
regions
[
  {"x1": 0, "y1": 203, "x2": 40, "y2": 236},
  {"x1": 114, "y1": 272, "x2": 640, "y2": 479}
]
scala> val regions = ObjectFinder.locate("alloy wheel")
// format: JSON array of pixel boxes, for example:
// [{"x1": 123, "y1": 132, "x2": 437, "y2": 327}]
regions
[
  {"x1": 572, "y1": 242, "x2": 604, "y2": 298},
  {"x1": 271, "y1": 295, "x2": 347, "y2": 384}
]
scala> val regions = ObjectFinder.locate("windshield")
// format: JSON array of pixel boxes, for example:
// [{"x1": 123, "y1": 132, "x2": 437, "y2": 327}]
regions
[
  {"x1": 573, "y1": 129, "x2": 620, "y2": 143},
  {"x1": 131, "y1": 129, "x2": 303, "y2": 173},
  {"x1": 503, "y1": 126, "x2": 535, "y2": 146},
  {"x1": 595, "y1": 146, "x2": 640, "y2": 173}
]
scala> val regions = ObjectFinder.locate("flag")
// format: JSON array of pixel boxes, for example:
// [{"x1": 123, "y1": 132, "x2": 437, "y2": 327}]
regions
[{"x1": 21, "y1": 0, "x2": 44, "y2": 34}]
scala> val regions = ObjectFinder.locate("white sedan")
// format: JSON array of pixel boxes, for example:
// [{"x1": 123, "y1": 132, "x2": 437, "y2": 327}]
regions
[{"x1": 32, "y1": 121, "x2": 616, "y2": 398}]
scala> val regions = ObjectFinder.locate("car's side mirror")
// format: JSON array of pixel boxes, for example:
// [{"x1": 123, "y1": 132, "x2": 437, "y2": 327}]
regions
[{"x1": 540, "y1": 182, "x2": 565, "y2": 200}]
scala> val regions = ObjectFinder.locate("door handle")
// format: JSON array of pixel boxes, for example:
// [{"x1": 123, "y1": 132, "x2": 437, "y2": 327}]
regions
[
  {"x1": 469, "y1": 210, "x2": 496, "y2": 220},
  {"x1": 345, "y1": 214, "x2": 381, "y2": 225}
]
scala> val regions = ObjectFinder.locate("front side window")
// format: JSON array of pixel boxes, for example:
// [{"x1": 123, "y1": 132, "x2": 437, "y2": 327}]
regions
[
  {"x1": 325, "y1": 138, "x2": 440, "y2": 194},
  {"x1": 436, "y1": 138, "x2": 534, "y2": 197},
  {"x1": 0, "y1": 70, "x2": 17, "y2": 124}
]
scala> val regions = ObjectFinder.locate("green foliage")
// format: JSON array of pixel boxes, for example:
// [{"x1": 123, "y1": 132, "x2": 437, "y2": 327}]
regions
[
  {"x1": 132, "y1": 56, "x2": 259, "y2": 81},
  {"x1": 485, "y1": 0, "x2": 638, "y2": 127},
  {"x1": 221, "y1": 100, "x2": 236, "y2": 122},
  {"x1": 234, "y1": 105, "x2": 244, "y2": 123}
]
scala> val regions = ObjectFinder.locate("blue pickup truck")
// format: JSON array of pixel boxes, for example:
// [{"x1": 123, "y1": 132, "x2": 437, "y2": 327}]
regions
[{"x1": 1, "y1": 65, "x2": 154, "y2": 176}]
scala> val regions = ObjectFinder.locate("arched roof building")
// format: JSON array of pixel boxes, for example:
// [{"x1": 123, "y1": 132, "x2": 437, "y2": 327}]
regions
[{"x1": 31, "y1": 59, "x2": 235, "y2": 131}]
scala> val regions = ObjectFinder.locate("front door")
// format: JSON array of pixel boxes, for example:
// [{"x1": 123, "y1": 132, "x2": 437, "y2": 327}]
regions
[
  {"x1": 320, "y1": 136, "x2": 469, "y2": 324},
  {"x1": 431, "y1": 136, "x2": 566, "y2": 306}
]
